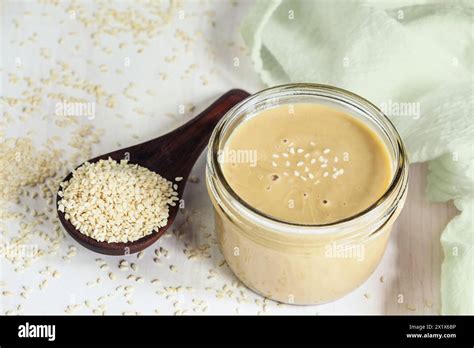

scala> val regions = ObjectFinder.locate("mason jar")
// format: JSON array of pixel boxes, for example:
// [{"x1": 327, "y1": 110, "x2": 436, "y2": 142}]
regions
[{"x1": 206, "y1": 84, "x2": 409, "y2": 305}]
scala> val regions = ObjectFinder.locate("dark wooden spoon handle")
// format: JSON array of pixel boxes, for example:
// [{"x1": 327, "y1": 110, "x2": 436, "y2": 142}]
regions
[
  {"x1": 139, "y1": 89, "x2": 250, "y2": 179},
  {"x1": 169, "y1": 89, "x2": 250, "y2": 153}
]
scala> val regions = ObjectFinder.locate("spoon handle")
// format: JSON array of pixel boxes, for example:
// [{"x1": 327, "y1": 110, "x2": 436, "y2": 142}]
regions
[
  {"x1": 169, "y1": 89, "x2": 249, "y2": 153},
  {"x1": 174, "y1": 89, "x2": 250, "y2": 136},
  {"x1": 168, "y1": 89, "x2": 250, "y2": 174},
  {"x1": 140, "y1": 89, "x2": 250, "y2": 178}
]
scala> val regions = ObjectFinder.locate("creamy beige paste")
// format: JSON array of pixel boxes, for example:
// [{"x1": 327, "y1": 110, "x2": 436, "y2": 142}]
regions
[
  {"x1": 210, "y1": 103, "x2": 401, "y2": 304},
  {"x1": 221, "y1": 103, "x2": 392, "y2": 224}
]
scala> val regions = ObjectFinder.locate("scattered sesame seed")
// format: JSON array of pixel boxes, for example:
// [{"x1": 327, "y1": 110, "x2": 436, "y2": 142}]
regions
[{"x1": 189, "y1": 175, "x2": 200, "y2": 184}]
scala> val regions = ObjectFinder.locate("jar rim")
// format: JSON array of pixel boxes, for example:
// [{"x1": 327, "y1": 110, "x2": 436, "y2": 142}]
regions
[{"x1": 207, "y1": 83, "x2": 409, "y2": 235}]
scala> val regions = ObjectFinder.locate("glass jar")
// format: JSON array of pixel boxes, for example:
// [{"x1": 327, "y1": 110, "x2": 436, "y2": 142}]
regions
[{"x1": 206, "y1": 84, "x2": 409, "y2": 305}]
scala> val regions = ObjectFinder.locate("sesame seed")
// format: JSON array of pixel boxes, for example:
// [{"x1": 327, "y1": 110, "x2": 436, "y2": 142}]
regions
[
  {"x1": 189, "y1": 176, "x2": 200, "y2": 183},
  {"x1": 58, "y1": 158, "x2": 177, "y2": 243}
]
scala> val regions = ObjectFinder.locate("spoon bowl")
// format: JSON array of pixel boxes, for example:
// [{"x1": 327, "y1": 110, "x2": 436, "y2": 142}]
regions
[{"x1": 56, "y1": 89, "x2": 250, "y2": 255}]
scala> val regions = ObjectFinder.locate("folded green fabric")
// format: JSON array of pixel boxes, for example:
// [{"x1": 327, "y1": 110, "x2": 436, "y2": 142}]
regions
[{"x1": 241, "y1": 0, "x2": 473, "y2": 314}]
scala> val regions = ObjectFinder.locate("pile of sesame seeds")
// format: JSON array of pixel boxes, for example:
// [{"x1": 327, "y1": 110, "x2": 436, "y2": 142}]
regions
[
  {"x1": 58, "y1": 158, "x2": 179, "y2": 243},
  {"x1": 0, "y1": 138, "x2": 61, "y2": 203},
  {"x1": 0, "y1": 123, "x2": 106, "y2": 280}
]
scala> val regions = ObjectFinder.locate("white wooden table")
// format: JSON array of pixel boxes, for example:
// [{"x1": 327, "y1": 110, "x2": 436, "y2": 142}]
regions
[{"x1": 0, "y1": 0, "x2": 456, "y2": 315}]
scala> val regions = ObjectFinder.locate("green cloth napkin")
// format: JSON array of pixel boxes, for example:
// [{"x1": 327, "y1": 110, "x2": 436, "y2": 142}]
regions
[{"x1": 241, "y1": 0, "x2": 473, "y2": 314}]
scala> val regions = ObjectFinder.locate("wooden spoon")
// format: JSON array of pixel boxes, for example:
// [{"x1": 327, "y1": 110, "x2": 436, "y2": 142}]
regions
[{"x1": 56, "y1": 89, "x2": 250, "y2": 255}]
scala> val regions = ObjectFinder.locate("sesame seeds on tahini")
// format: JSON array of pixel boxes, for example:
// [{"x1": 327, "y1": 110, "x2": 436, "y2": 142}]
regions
[
  {"x1": 57, "y1": 158, "x2": 179, "y2": 243},
  {"x1": 269, "y1": 140, "x2": 348, "y2": 185}
]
